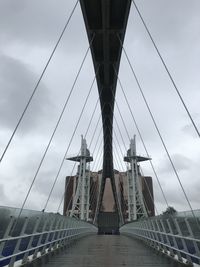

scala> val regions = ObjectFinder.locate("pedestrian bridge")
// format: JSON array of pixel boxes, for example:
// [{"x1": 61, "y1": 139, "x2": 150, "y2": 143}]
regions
[
  {"x1": 0, "y1": 207, "x2": 200, "y2": 267},
  {"x1": 0, "y1": 0, "x2": 200, "y2": 267}
]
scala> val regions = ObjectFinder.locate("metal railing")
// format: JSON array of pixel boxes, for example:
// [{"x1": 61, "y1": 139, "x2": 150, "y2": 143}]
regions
[
  {"x1": 120, "y1": 214, "x2": 200, "y2": 266},
  {"x1": 0, "y1": 206, "x2": 97, "y2": 267}
]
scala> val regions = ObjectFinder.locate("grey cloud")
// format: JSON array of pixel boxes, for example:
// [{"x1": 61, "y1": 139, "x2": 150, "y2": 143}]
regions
[
  {"x1": 0, "y1": 53, "x2": 54, "y2": 133},
  {"x1": 0, "y1": 184, "x2": 6, "y2": 201},
  {"x1": 159, "y1": 154, "x2": 192, "y2": 174},
  {"x1": 182, "y1": 116, "x2": 200, "y2": 138},
  {"x1": 0, "y1": 1, "x2": 199, "y2": 214},
  {"x1": 0, "y1": 0, "x2": 66, "y2": 45},
  {"x1": 131, "y1": 0, "x2": 200, "y2": 46},
  {"x1": 0, "y1": 0, "x2": 86, "y2": 53}
]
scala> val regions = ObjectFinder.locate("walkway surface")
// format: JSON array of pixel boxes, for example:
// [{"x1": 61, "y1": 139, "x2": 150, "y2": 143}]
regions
[{"x1": 45, "y1": 235, "x2": 183, "y2": 267}]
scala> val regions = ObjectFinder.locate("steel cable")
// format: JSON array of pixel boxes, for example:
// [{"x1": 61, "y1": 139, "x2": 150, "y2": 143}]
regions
[
  {"x1": 57, "y1": 102, "x2": 102, "y2": 213},
  {"x1": 113, "y1": 66, "x2": 169, "y2": 208},
  {"x1": 43, "y1": 68, "x2": 98, "y2": 210},
  {"x1": 10, "y1": 36, "x2": 94, "y2": 233},
  {"x1": 118, "y1": 44, "x2": 198, "y2": 224},
  {"x1": 0, "y1": 0, "x2": 79, "y2": 163},
  {"x1": 131, "y1": 0, "x2": 200, "y2": 138}
]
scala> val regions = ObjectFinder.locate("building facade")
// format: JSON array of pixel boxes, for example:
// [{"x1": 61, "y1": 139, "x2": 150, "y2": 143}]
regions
[{"x1": 63, "y1": 169, "x2": 154, "y2": 222}]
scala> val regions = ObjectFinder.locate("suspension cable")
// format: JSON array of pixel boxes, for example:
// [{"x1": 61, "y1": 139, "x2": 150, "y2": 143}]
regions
[
  {"x1": 131, "y1": 0, "x2": 200, "y2": 138},
  {"x1": 113, "y1": 66, "x2": 169, "y2": 208},
  {"x1": 118, "y1": 46, "x2": 198, "y2": 223},
  {"x1": 57, "y1": 98, "x2": 102, "y2": 213},
  {"x1": 48, "y1": 97, "x2": 100, "y2": 212},
  {"x1": 89, "y1": 115, "x2": 102, "y2": 149},
  {"x1": 113, "y1": 75, "x2": 167, "y2": 215},
  {"x1": 43, "y1": 70, "x2": 98, "y2": 210},
  {"x1": 115, "y1": 103, "x2": 159, "y2": 215},
  {"x1": 57, "y1": 160, "x2": 77, "y2": 213},
  {"x1": 10, "y1": 38, "x2": 95, "y2": 230},
  {"x1": 84, "y1": 98, "x2": 99, "y2": 138},
  {"x1": 59, "y1": 138, "x2": 103, "y2": 216},
  {"x1": 91, "y1": 125, "x2": 103, "y2": 154},
  {"x1": 115, "y1": 117, "x2": 159, "y2": 217},
  {"x1": 89, "y1": 178, "x2": 99, "y2": 220},
  {"x1": 96, "y1": 150, "x2": 103, "y2": 172},
  {"x1": 115, "y1": 101, "x2": 130, "y2": 141},
  {"x1": 113, "y1": 128, "x2": 125, "y2": 163},
  {"x1": 113, "y1": 139, "x2": 125, "y2": 171},
  {"x1": 91, "y1": 138, "x2": 103, "y2": 171},
  {"x1": 0, "y1": 1, "x2": 79, "y2": 163},
  {"x1": 114, "y1": 115, "x2": 127, "y2": 152},
  {"x1": 140, "y1": 166, "x2": 159, "y2": 215}
]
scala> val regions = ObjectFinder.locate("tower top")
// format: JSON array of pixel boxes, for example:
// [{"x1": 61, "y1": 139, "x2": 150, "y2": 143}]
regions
[{"x1": 124, "y1": 136, "x2": 151, "y2": 163}]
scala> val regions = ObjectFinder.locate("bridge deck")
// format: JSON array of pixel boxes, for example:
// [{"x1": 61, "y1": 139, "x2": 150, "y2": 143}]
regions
[{"x1": 45, "y1": 235, "x2": 183, "y2": 267}]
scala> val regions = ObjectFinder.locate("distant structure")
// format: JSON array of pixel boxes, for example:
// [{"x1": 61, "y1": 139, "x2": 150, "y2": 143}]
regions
[
  {"x1": 63, "y1": 135, "x2": 154, "y2": 222},
  {"x1": 63, "y1": 171, "x2": 154, "y2": 222},
  {"x1": 63, "y1": 171, "x2": 100, "y2": 221},
  {"x1": 124, "y1": 136, "x2": 152, "y2": 221},
  {"x1": 65, "y1": 136, "x2": 93, "y2": 221}
]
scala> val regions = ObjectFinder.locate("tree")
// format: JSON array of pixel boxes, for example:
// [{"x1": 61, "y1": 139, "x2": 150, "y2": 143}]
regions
[{"x1": 162, "y1": 206, "x2": 177, "y2": 216}]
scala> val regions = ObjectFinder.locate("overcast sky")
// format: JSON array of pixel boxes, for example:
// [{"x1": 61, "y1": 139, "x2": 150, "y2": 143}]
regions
[{"x1": 0, "y1": 0, "x2": 199, "y2": 215}]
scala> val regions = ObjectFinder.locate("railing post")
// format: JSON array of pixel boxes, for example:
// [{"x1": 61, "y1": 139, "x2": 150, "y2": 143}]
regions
[
  {"x1": 185, "y1": 218, "x2": 200, "y2": 264},
  {"x1": 166, "y1": 218, "x2": 183, "y2": 262},
  {"x1": 0, "y1": 216, "x2": 15, "y2": 256},
  {"x1": 160, "y1": 219, "x2": 175, "y2": 257},
  {"x1": 21, "y1": 216, "x2": 41, "y2": 264},
  {"x1": 174, "y1": 218, "x2": 193, "y2": 265},
  {"x1": 150, "y1": 220, "x2": 158, "y2": 249},
  {"x1": 145, "y1": 220, "x2": 154, "y2": 247},
  {"x1": 46, "y1": 215, "x2": 61, "y2": 253},
  {"x1": 32, "y1": 215, "x2": 49, "y2": 259},
  {"x1": 57, "y1": 218, "x2": 66, "y2": 249},
  {"x1": 9, "y1": 217, "x2": 29, "y2": 267},
  {"x1": 155, "y1": 219, "x2": 167, "y2": 253}
]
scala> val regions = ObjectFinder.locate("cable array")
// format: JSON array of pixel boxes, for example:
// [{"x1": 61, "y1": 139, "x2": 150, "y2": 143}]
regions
[
  {"x1": 131, "y1": 0, "x2": 200, "y2": 138},
  {"x1": 118, "y1": 38, "x2": 198, "y2": 224},
  {"x1": 0, "y1": 0, "x2": 79, "y2": 163}
]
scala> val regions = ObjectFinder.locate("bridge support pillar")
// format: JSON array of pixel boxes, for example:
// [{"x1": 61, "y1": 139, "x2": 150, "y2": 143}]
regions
[
  {"x1": 67, "y1": 136, "x2": 93, "y2": 221},
  {"x1": 124, "y1": 135, "x2": 149, "y2": 221}
]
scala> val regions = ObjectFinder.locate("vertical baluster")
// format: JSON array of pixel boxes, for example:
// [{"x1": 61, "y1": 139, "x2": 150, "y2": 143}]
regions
[
  {"x1": 62, "y1": 219, "x2": 69, "y2": 247},
  {"x1": 9, "y1": 217, "x2": 29, "y2": 267},
  {"x1": 160, "y1": 219, "x2": 175, "y2": 257},
  {"x1": 143, "y1": 221, "x2": 151, "y2": 246},
  {"x1": 58, "y1": 218, "x2": 65, "y2": 248},
  {"x1": 32, "y1": 214, "x2": 49, "y2": 259},
  {"x1": 45, "y1": 216, "x2": 60, "y2": 253},
  {"x1": 185, "y1": 218, "x2": 200, "y2": 264},
  {"x1": 151, "y1": 219, "x2": 161, "y2": 251},
  {"x1": 155, "y1": 219, "x2": 166, "y2": 253},
  {"x1": 22, "y1": 216, "x2": 41, "y2": 264},
  {"x1": 55, "y1": 218, "x2": 65, "y2": 250},
  {"x1": 174, "y1": 218, "x2": 193, "y2": 265},
  {"x1": 145, "y1": 220, "x2": 154, "y2": 247},
  {"x1": 167, "y1": 218, "x2": 183, "y2": 262},
  {"x1": 0, "y1": 216, "x2": 15, "y2": 256}
]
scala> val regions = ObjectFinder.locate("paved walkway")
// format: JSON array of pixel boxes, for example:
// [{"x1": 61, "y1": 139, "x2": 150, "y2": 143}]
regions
[{"x1": 46, "y1": 235, "x2": 183, "y2": 267}]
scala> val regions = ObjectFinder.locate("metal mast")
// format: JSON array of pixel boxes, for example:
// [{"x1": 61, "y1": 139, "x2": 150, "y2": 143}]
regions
[
  {"x1": 67, "y1": 136, "x2": 93, "y2": 221},
  {"x1": 124, "y1": 135, "x2": 149, "y2": 221}
]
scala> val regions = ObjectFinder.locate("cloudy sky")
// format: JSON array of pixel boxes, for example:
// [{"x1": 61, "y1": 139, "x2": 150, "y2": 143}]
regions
[{"x1": 0, "y1": 0, "x2": 199, "y2": 215}]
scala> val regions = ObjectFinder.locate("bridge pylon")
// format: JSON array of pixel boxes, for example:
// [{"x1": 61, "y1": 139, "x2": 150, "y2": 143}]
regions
[
  {"x1": 67, "y1": 136, "x2": 93, "y2": 221},
  {"x1": 124, "y1": 135, "x2": 149, "y2": 221}
]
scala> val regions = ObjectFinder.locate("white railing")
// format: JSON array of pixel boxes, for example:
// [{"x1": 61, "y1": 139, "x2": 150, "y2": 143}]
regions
[
  {"x1": 0, "y1": 207, "x2": 97, "y2": 267},
  {"x1": 120, "y1": 215, "x2": 200, "y2": 266}
]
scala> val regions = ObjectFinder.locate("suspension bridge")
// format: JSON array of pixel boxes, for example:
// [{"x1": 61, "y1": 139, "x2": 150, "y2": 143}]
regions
[{"x1": 0, "y1": 0, "x2": 200, "y2": 266}]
